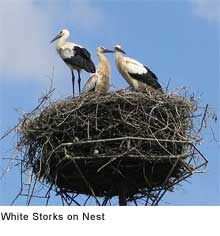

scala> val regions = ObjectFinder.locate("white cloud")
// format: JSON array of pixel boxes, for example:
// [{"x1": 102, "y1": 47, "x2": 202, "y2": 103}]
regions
[
  {"x1": 0, "y1": 0, "x2": 103, "y2": 81},
  {"x1": 192, "y1": 0, "x2": 220, "y2": 22}
]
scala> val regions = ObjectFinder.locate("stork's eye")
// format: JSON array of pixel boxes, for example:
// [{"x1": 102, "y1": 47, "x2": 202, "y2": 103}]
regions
[{"x1": 60, "y1": 31, "x2": 63, "y2": 34}]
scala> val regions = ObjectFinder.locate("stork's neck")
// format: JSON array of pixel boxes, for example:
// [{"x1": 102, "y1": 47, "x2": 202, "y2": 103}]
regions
[
  {"x1": 115, "y1": 51, "x2": 124, "y2": 68},
  {"x1": 56, "y1": 36, "x2": 67, "y2": 50},
  {"x1": 97, "y1": 52, "x2": 110, "y2": 75}
]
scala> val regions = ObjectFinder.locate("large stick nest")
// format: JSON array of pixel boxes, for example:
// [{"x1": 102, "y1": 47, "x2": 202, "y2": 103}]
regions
[{"x1": 19, "y1": 90, "x2": 196, "y2": 199}]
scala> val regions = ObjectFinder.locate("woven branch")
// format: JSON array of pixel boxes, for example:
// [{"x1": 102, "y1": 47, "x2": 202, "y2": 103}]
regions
[{"x1": 17, "y1": 89, "x2": 206, "y2": 204}]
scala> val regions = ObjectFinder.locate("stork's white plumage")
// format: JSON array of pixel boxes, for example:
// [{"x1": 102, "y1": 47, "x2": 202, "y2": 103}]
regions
[
  {"x1": 82, "y1": 47, "x2": 114, "y2": 93},
  {"x1": 50, "y1": 29, "x2": 95, "y2": 96},
  {"x1": 114, "y1": 45, "x2": 163, "y2": 92}
]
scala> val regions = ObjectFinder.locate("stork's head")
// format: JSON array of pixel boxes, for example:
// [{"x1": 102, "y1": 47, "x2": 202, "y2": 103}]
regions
[
  {"x1": 114, "y1": 44, "x2": 126, "y2": 54},
  {"x1": 50, "y1": 29, "x2": 70, "y2": 43},
  {"x1": 97, "y1": 46, "x2": 114, "y2": 54}
]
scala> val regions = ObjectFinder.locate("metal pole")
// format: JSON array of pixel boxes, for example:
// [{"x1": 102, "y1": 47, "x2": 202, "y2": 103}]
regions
[{"x1": 119, "y1": 182, "x2": 127, "y2": 206}]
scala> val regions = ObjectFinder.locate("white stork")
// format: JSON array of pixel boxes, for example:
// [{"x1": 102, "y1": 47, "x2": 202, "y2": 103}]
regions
[
  {"x1": 82, "y1": 46, "x2": 114, "y2": 93},
  {"x1": 114, "y1": 45, "x2": 163, "y2": 92},
  {"x1": 50, "y1": 29, "x2": 96, "y2": 96}
]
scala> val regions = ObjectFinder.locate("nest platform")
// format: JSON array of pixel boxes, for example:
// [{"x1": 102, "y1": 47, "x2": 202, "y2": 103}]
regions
[{"x1": 18, "y1": 90, "x2": 207, "y2": 205}]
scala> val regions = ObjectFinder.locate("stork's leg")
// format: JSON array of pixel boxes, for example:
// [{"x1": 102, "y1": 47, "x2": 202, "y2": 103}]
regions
[
  {"x1": 77, "y1": 70, "x2": 81, "y2": 93},
  {"x1": 71, "y1": 70, "x2": 75, "y2": 96}
]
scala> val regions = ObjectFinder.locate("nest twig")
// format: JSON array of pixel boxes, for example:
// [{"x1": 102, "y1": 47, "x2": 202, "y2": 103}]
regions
[{"x1": 15, "y1": 89, "x2": 208, "y2": 205}]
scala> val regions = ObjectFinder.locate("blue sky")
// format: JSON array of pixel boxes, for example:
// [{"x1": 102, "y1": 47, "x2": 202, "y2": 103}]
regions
[{"x1": 0, "y1": 0, "x2": 219, "y2": 205}]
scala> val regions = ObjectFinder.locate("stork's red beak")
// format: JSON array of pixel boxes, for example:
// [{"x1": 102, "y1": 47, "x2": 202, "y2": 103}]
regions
[{"x1": 50, "y1": 33, "x2": 62, "y2": 43}]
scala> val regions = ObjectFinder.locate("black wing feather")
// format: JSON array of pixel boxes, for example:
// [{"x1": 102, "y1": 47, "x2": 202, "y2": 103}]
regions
[
  {"x1": 74, "y1": 46, "x2": 91, "y2": 59},
  {"x1": 63, "y1": 46, "x2": 95, "y2": 73},
  {"x1": 128, "y1": 66, "x2": 163, "y2": 92}
]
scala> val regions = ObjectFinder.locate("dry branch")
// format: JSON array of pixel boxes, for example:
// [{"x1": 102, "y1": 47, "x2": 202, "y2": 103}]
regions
[{"x1": 16, "y1": 89, "x2": 207, "y2": 205}]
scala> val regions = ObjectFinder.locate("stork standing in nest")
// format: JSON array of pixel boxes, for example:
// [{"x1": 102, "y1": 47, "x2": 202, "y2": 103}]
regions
[
  {"x1": 82, "y1": 47, "x2": 114, "y2": 93},
  {"x1": 50, "y1": 29, "x2": 96, "y2": 96},
  {"x1": 114, "y1": 45, "x2": 163, "y2": 92}
]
